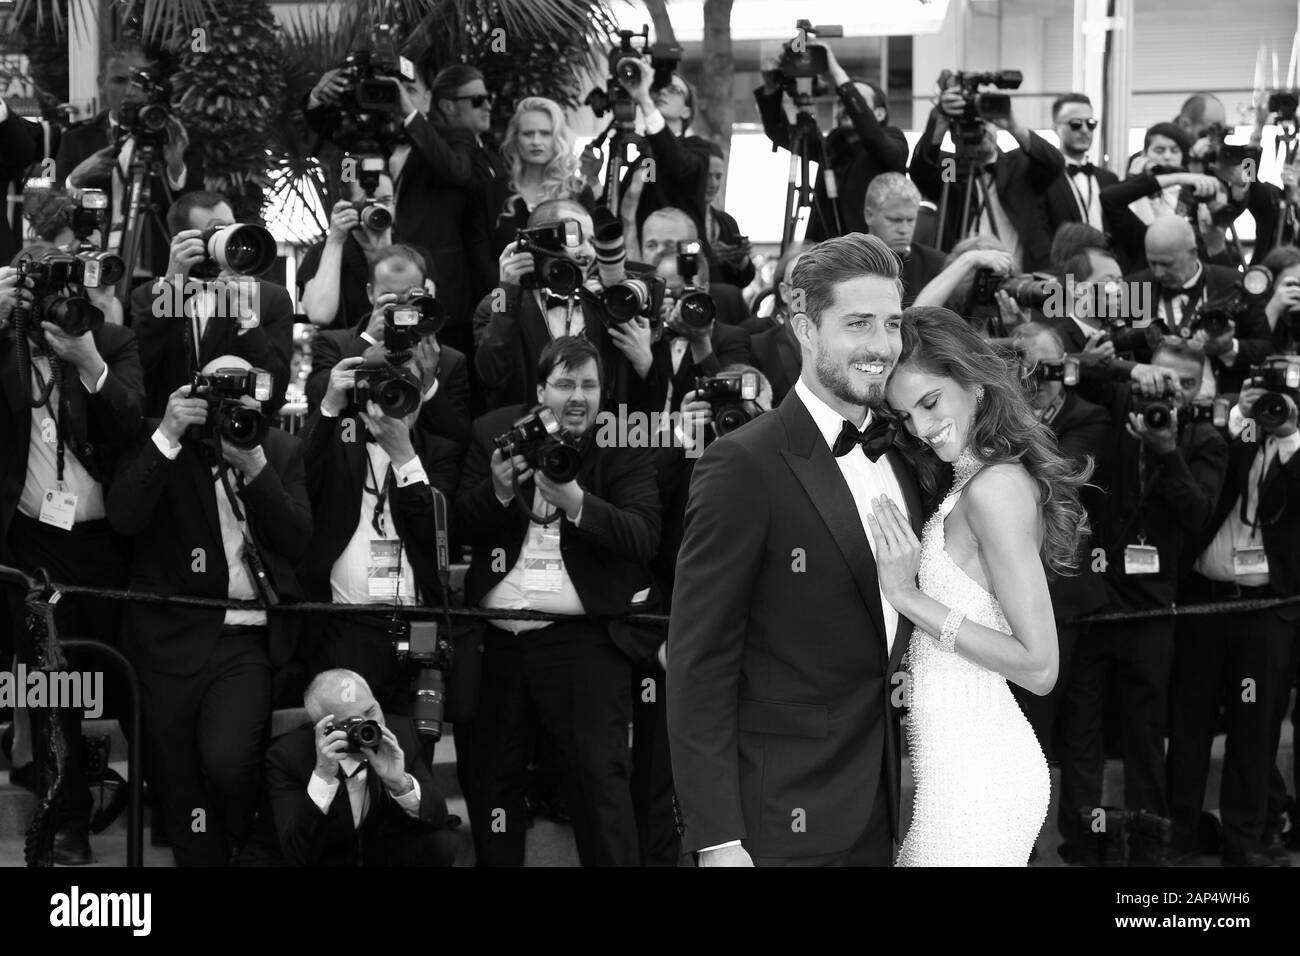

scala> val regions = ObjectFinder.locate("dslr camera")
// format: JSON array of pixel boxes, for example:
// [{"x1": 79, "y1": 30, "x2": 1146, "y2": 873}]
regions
[
  {"x1": 12, "y1": 245, "x2": 122, "y2": 337},
  {"x1": 346, "y1": 154, "x2": 393, "y2": 231},
  {"x1": 190, "y1": 223, "x2": 277, "y2": 280},
  {"x1": 584, "y1": 25, "x2": 682, "y2": 129},
  {"x1": 1182, "y1": 291, "x2": 1243, "y2": 341},
  {"x1": 937, "y1": 69, "x2": 1024, "y2": 148},
  {"x1": 1018, "y1": 351, "x2": 1079, "y2": 387},
  {"x1": 493, "y1": 406, "x2": 582, "y2": 483},
  {"x1": 972, "y1": 269, "x2": 1056, "y2": 311},
  {"x1": 695, "y1": 371, "x2": 763, "y2": 436},
  {"x1": 117, "y1": 67, "x2": 172, "y2": 149},
  {"x1": 776, "y1": 19, "x2": 843, "y2": 80},
  {"x1": 672, "y1": 241, "x2": 716, "y2": 329},
  {"x1": 383, "y1": 287, "x2": 445, "y2": 354},
  {"x1": 601, "y1": 265, "x2": 667, "y2": 328},
  {"x1": 1185, "y1": 397, "x2": 1231, "y2": 428},
  {"x1": 187, "y1": 367, "x2": 273, "y2": 449},
  {"x1": 324, "y1": 716, "x2": 383, "y2": 754},
  {"x1": 392, "y1": 619, "x2": 453, "y2": 741},
  {"x1": 1248, "y1": 356, "x2": 1300, "y2": 431},
  {"x1": 1242, "y1": 264, "x2": 1300, "y2": 343},
  {"x1": 517, "y1": 220, "x2": 585, "y2": 297}
]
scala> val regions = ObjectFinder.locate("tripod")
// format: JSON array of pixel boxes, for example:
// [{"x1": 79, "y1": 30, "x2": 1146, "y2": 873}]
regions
[
  {"x1": 591, "y1": 101, "x2": 648, "y2": 240},
  {"x1": 113, "y1": 138, "x2": 174, "y2": 302},
  {"x1": 934, "y1": 133, "x2": 994, "y2": 252},
  {"x1": 1273, "y1": 116, "x2": 1300, "y2": 250},
  {"x1": 779, "y1": 80, "x2": 840, "y2": 257}
]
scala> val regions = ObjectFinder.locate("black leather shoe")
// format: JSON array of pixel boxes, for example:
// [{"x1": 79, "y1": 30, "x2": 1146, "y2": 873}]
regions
[
  {"x1": 1261, "y1": 836, "x2": 1292, "y2": 867},
  {"x1": 1221, "y1": 849, "x2": 1281, "y2": 867},
  {"x1": 52, "y1": 822, "x2": 93, "y2": 866}
]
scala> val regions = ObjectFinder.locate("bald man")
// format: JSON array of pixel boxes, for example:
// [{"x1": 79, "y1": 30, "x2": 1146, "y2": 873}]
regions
[
  {"x1": 107, "y1": 354, "x2": 311, "y2": 865},
  {"x1": 1125, "y1": 216, "x2": 1269, "y2": 394},
  {"x1": 264, "y1": 669, "x2": 456, "y2": 866}
]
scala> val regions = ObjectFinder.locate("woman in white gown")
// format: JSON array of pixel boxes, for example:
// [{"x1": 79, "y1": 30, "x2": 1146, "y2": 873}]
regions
[{"x1": 867, "y1": 307, "x2": 1092, "y2": 866}]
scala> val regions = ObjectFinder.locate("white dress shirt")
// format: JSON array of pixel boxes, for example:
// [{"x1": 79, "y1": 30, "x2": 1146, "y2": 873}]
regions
[
  {"x1": 308, "y1": 757, "x2": 421, "y2": 827},
  {"x1": 18, "y1": 355, "x2": 109, "y2": 524}
]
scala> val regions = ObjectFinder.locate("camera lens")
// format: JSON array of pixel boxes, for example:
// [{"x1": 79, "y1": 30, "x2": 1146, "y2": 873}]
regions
[
  {"x1": 714, "y1": 403, "x2": 757, "y2": 437},
  {"x1": 603, "y1": 278, "x2": 649, "y2": 322},
  {"x1": 678, "y1": 291, "x2": 716, "y2": 328},
  {"x1": 542, "y1": 258, "x2": 583, "y2": 297},
  {"x1": 1142, "y1": 402, "x2": 1172, "y2": 430},
  {"x1": 374, "y1": 375, "x2": 421, "y2": 419},
  {"x1": 360, "y1": 204, "x2": 392, "y2": 231},
  {"x1": 409, "y1": 668, "x2": 445, "y2": 742},
  {"x1": 540, "y1": 443, "x2": 582, "y2": 483},
  {"x1": 207, "y1": 224, "x2": 276, "y2": 276},
  {"x1": 353, "y1": 719, "x2": 382, "y2": 749},
  {"x1": 219, "y1": 404, "x2": 268, "y2": 450},
  {"x1": 1254, "y1": 392, "x2": 1290, "y2": 431}
]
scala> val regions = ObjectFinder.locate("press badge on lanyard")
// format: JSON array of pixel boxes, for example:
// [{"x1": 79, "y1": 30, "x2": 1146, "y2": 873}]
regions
[
  {"x1": 522, "y1": 523, "x2": 564, "y2": 595},
  {"x1": 368, "y1": 540, "x2": 407, "y2": 599},
  {"x1": 1124, "y1": 538, "x2": 1160, "y2": 575},
  {"x1": 1233, "y1": 546, "x2": 1269, "y2": 577},
  {"x1": 39, "y1": 488, "x2": 77, "y2": 531}
]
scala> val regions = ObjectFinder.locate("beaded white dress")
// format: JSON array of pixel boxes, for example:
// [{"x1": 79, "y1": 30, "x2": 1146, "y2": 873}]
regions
[{"x1": 895, "y1": 467, "x2": 1050, "y2": 866}]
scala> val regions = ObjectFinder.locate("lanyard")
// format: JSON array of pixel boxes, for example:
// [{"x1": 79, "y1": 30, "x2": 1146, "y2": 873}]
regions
[
  {"x1": 1240, "y1": 440, "x2": 1275, "y2": 537},
  {"x1": 30, "y1": 354, "x2": 68, "y2": 485},
  {"x1": 364, "y1": 452, "x2": 395, "y2": 537}
]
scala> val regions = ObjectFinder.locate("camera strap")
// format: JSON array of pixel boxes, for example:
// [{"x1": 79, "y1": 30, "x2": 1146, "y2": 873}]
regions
[
  {"x1": 1240, "y1": 439, "x2": 1277, "y2": 536},
  {"x1": 28, "y1": 354, "x2": 69, "y2": 484},
  {"x1": 216, "y1": 459, "x2": 279, "y2": 607}
]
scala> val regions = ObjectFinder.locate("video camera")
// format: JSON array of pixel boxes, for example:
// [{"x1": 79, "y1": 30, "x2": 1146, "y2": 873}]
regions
[
  {"x1": 972, "y1": 268, "x2": 1056, "y2": 312},
  {"x1": 117, "y1": 67, "x2": 172, "y2": 149},
  {"x1": 584, "y1": 25, "x2": 682, "y2": 130},
  {"x1": 1268, "y1": 90, "x2": 1300, "y2": 121},
  {"x1": 328, "y1": 39, "x2": 411, "y2": 154},
  {"x1": 517, "y1": 220, "x2": 585, "y2": 296},
  {"x1": 324, "y1": 716, "x2": 383, "y2": 754},
  {"x1": 190, "y1": 223, "x2": 276, "y2": 280},
  {"x1": 493, "y1": 406, "x2": 582, "y2": 483},
  {"x1": 345, "y1": 153, "x2": 393, "y2": 231},
  {"x1": 187, "y1": 367, "x2": 273, "y2": 449},
  {"x1": 776, "y1": 20, "x2": 843, "y2": 80},
  {"x1": 937, "y1": 69, "x2": 1023, "y2": 148},
  {"x1": 695, "y1": 371, "x2": 763, "y2": 436},
  {"x1": 1248, "y1": 355, "x2": 1300, "y2": 431},
  {"x1": 392, "y1": 619, "x2": 453, "y2": 741},
  {"x1": 672, "y1": 240, "x2": 716, "y2": 328}
]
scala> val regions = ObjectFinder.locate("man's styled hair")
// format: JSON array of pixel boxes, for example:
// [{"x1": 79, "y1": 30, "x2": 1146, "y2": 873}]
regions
[
  {"x1": 1143, "y1": 122, "x2": 1192, "y2": 158},
  {"x1": 1051, "y1": 222, "x2": 1110, "y2": 270},
  {"x1": 705, "y1": 140, "x2": 725, "y2": 161},
  {"x1": 790, "y1": 233, "x2": 902, "y2": 327},
  {"x1": 1051, "y1": 93, "x2": 1092, "y2": 120},
  {"x1": 864, "y1": 172, "x2": 921, "y2": 215},
  {"x1": 537, "y1": 335, "x2": 602, "y2": 387},
  {"x1": 528, "y1": 198, "x2": 590, "y2": 227},
  {"x1": 166, "y1": 190, "x2": 229, "y2": 237},
  {"x1": 1060, "y1": 247, "x2": 1118, "y2": 286},
  {"x1": 432, "y1": 64, "x2": 486, "y2": 113},
  {"x1": 370, "y1": 244, "x2": 427, "y2": 282},
  {"x1": 1153, "y1": 338, "x2": 1206, "y2": 370},
  {"x1": 304, "y1": 669, "x2": 373, "y2": 722}
]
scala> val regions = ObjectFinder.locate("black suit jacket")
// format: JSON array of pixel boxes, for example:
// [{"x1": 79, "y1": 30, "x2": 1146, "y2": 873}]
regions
[
  {"x1": 627, "y1": 131, "x2": 713, "y2": 239},
  {"x1": 754, "y1": 83, "x2": 909, "y2": 240},
  {"x1": 0, "y1": 324, "x2": 144, "y2": 548},
  {"x1": 304, "y1": 327, "x2": 471, "y2": 453},
  {"x1": 750, "y1": 321, "x2": 800, "y2": 407},
  {"x1": 454, "y1": 404, "x2": 661, "y2": 664},
  {"x1": 107, "y1": 423, "x2": 311, "y2": 676},
  {"x1": 705, "y1": 207, "x2": 756, "y2": 288},
  {"x1": 0, "y1": 108, "x2": 42, "y2": 266},
  {"x1": 1044, "y1": 390, "x2": 1111, "y2": 620},
  {"x1": 265, "y1": 715, "x2": 448, "y2": 866},
  {"x1": 129, "y1": 277, "x2": 294, "y2": 417},
  {"x1": 645, "y1": 322, "x2": 754, "y2": 416},
  {"x1": 667, "y1": 390, "x2": 921, "y2": 857},
  {"x1": 1043, "y1": 162, "x2": 1119, "y2": 245},
  {"x1": 298, "y1": 409, "x2": 460, "y2": 604},
  {"x1": 909, "y1": 110, "x2": 1065, "y2": 270},
  {"x1": 54, "y1": 112, "x2": 203, "y2": 276},
  {"x1": 901, "y1": 242, "x2": 948, "y2": 308}
]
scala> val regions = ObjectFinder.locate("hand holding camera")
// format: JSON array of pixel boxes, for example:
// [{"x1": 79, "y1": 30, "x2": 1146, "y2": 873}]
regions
[
  {"x1": 322, "y1": 355, "x2": 365, "y2": 416},
  {"x1": 220, "y1": 435, "x2": 268, "y2": 481},
  {"x1": 308, "y1": 68, "x2": 348, "y2": 110},
  {"x1": 365, "y1": 292, "x2": 401, "y2": 342},
  {"x1": 165, "y1": 228, "x2": 208, "y2": 280},
  {"x1": 327, "y1": 200, "x2": 362, "y2": 243},
  {"x1": 1265, "y1": 278, "x2": 1300, "y2": 327},
  {"x1": 490, "y1": 447, "x2": 533, "y2": 501},
  {"x1": 313, "y1": 713, "x2": 349, "y2": 781},
  {"x1": 805, "y1": 42, "x2": 849, "y2": 87},
  {"x1": 159, "y1": 383, "x2": 210, "y2": 446},
  {"x1": 535, "y1": 472, "x2": 583, "y2": 521},
  {"x1": 67, "y1": 146, "x2": 119, "y2": 189},
  {"x1": 1081, "y1": 330, "x2": 1117, "y2": 368},
  {"x1": 607, "y1": 314, "x2": 653, "y2": 377},
  {"x1": 366, "y1": 724, "x2": 410, "y2": 792},
  {"x1": 1239, "y1": 381, "x2": 1299, "y2": 437},
  {"x1": 38, "y1": 322, "x2": 105, "y2": 380},
  {"x1": 162, "y1": 116, "x2": 189, "y2": 178},
  {"x1": 0, "y1": 266, "x2": 18, "y2": 324},
  {"x1": 498, "y1": 239, "x2": 535, "y2": 286},
  {"x1": 1130, "y1": 363, "x2": 1181, "y2": 399},
  {"x1": 358, "y1": 399, "x2": 418, "y2": 469},
  {"x1": 1126, "y1": 408, "x2": 1178, "y2": 454},
  {"x1": 959, "y1": 248, "x2": 1015, "y2": 277},
  {"x1": 1197, "y1": 320, "x2": 1236, "y2": 357}
]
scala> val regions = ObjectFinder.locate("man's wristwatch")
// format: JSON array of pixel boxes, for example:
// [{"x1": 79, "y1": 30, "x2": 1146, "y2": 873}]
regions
[{"x1": 389, "y1": 773, "x2": 415, "y2": 797}]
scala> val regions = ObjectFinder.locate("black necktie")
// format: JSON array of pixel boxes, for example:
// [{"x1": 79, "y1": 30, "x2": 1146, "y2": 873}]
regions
[
  {"x1": 832, "y1": 417, "x2": 896, "y2": 461},
  {"x1": 1066, "y1": 162, "x2": 1094, "y2": 176}
]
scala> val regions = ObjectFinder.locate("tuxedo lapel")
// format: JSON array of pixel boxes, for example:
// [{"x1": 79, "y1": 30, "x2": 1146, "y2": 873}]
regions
[
  {"x1": 187, "y1": 449, "x2": 225, "y2": 553},
  {"x1": 778, "y1": 393, "x2": 888, "y2": 649}
]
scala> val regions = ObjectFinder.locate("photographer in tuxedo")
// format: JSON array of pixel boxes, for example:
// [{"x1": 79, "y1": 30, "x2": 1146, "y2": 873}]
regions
[
  {"x1": 107, "y1": 356, "x2": 311, "y2": 865},
  {"x1": 305, "y1": 245, "x2": 471, "y2": 454},
  {"x1": 1043, "y1": 94, "x2": 1117, "y2": 238},
  {"x1": 265, "y1": 669, "x2": 456, "y2": 867},
  {"x1": 668, "y1": 233, "x2": 920, "y2": 866},
  {"x1": 1168, "y1": 376, "x2": 1300, "y2": 866},
  {"x1": 455, "y1": 336, "x2": 661, "y2": 866},
  {"x1": 129, "y1": 191, "x2": 292, "y2": 418},
  {"x1": 0, "y1": 252, "x2": 144, "y2": 863}
]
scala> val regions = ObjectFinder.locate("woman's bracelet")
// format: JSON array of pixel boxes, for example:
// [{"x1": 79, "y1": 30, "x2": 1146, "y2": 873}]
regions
[{"x1": 937, "y1": 608, "x2": 965, "y2": 653}]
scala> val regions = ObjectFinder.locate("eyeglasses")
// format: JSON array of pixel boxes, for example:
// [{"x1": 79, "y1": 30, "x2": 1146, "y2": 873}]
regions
[
  {"x1": 657, "y1": 84, "x2": 689, "y2": 98},
  {"x1": 1065, "y1": 119, "x2": 1099, "y2": 131},
  {"x1": 545, "y1": 379, "x2": 601, "y2": 395},
  {"x1": 449, "y1": 93, "x2": 494, "y2": 108}
]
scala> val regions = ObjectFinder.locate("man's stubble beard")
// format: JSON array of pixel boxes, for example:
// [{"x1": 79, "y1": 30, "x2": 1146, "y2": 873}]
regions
[{"x1": 814, "y1": 338, "x2": 887, "y2": 410}]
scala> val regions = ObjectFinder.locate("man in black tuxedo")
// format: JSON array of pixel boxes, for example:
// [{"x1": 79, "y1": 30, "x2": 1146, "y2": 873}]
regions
[
  {"x1": 455, "y1": 336, "x2": 661, "y2": 866},
  {"x1": 1043, "y1": 94, "x2": 1118, "y2": 240},
  {"x1": 107, "y1": 357, "x2": 311, "y2": 866},
  {"x1": 0, "y1": 259, "x2": 144, "y2": 863},
  {"x1": 474, "y1": 200, "x2": 657, "y2": 416},
  {"x1": 668, "y1": 234, "x2": 921, "y2": 866},
  {"x1": 754, "y1": 44, "x2": 909, "y2": 241},
  {"x1": 703, "y1": 143, "x2": 756, "y2": 289},
  {"x1": 129, "y1": 191, "x2": 293, "y2": 418},
  {"x1": 909, "y1": 81, "x2": 1064, "y2": 270},
  {"x1": 862, "y1": 173, "x2": 946, "y2": 307},
  {"x1": 1168, "y1": 379, "x2": 1300, "y2": 866},
  {"x1": 1127, "y1": 216, "x2": 1271, "y2": 396},
  {"x1": 265, "y1": 669, "x2": 456, "y2": 867},
  {"x1": 297, "y1": 346, "x2": 460, "y2": 712},
  {"x1": 305, "y1": 244, "x2": 471, "y2": 453},
  {"x1": 55, "y1": 49, "x2": 202, "y2": 280},
  {"x1": 0, "y1": 97, "x2": 42, "y2": 265}
]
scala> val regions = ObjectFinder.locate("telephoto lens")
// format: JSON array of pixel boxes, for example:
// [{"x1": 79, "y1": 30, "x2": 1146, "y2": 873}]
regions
[{"x1": 410, "y1": 667, "x2": 446, "y2": 741}]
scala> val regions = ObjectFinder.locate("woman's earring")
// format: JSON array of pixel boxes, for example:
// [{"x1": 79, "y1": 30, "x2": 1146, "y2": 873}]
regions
[{"x1": 975, "y1": 385, "x2": 986, "y2": 406}]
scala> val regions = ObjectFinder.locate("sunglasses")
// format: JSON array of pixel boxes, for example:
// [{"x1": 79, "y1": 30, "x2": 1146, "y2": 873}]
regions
[
  {"x1": 1065, "y1": 119, "x2": 1099, "y2": 131},
  {"x1": 450, "y1": 93, "x2": 494, "y2": 108}
]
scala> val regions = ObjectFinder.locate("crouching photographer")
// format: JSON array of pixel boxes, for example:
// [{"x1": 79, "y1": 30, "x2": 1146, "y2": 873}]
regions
[
  {"x1": 0, "y1": 244, "x2": 144, "y2": 864},
  {"x1": 1057, "y1": 340, "x2": 1228, "y2": 865},
  {"x1": 107, "y1": 356, "x2": 311, "y2": 865},
  {"x1": 264, "y1": 669, "x2": 456, "y2": 866},
  {"x1": 454, "y1": 336, "x2": 661, "y2": 866},
  {"x1": 1168, "y1": 357, "x2": 1300, "y2": 866}
]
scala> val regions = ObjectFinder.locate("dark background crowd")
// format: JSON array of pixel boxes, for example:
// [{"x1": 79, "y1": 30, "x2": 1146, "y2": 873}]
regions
[{"x1": 1, "y1": 29, "x2": 1299, "y2": 870}]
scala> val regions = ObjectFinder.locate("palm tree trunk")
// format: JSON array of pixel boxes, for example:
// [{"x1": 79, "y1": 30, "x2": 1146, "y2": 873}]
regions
[{"x1": 698, "y1": 0, "x2": 734, "y2": 154}]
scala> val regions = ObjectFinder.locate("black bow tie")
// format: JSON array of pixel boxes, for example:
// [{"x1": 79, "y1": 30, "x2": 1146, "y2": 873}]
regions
[
  {"x1": 544, "y1": 293, "x2": 573, "y2": 310},
  {"x1": 832, "y1": 416, "x2": 895, "y2": 461},
  {"x1": 1066, "y1": 162, "x2": 1094, "y2": 176},
  {"x1": 1159, "y1": 282, "x2": 1198, "y2": 302}
]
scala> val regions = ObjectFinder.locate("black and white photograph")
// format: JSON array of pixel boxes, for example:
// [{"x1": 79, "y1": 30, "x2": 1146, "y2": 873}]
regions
[{"x1": 0, "y1": 0, "x2": 1295, "y2": 938}]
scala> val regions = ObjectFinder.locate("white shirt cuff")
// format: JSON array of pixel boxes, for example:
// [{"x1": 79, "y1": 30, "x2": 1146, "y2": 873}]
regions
[
  {"x1": 81, "y1": 362, "x2": 109, "y2": 394},
  {"x1": 495, "y1": 491, "x2": 513, "y2": 508},
  {"x1": 422, "y1": 378, "x2": 439, "y2": 402},
  {"x1": 321, "y1": 403, "x2": 340, "y2": 418},
  {"x1": 0, "y1": 99, "x2": 9, "y2": 122},
  {"x1": 404, "y1": 110, "x2": 419, "y2": 127},
  {"x1": 644, "y1": 108, "x2": 666, "y2": 136},
  {"x1": 151, "y1": 427, "x2": 182, "y2": 460},
  {"x1": 1275, "y1": 429, "x2": 1300, "y2": 463},
  {"x1": 570, "y1": 503, "x2": 583, "y2": 527},
  {"x1": 361, "y1": 331, "x2": 380, "y2": 347},
  {"x1": 700, "y1": 840, "x2": 742, "y2": 852},
  {"x1": 308, "y1": 770, "x2": 339, "y2": 814},
  {"x1": 1228, "y1": 404, "x2": 1248, "y2": 439},
  {"x1": 391, "y1": 776, "x2": 422, "y2": 817},
  {"x1": 393, "y1": 456, "x2": 429, "y2": 488}
]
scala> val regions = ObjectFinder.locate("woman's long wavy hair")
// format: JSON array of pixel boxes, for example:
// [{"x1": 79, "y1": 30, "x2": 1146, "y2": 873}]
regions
[
  {"x1": 499, "y1": 97, "x2": 585, "y2": 219},
  {"x1": 889, "y1": 307, "x2": 1093, "y2": 577}
]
